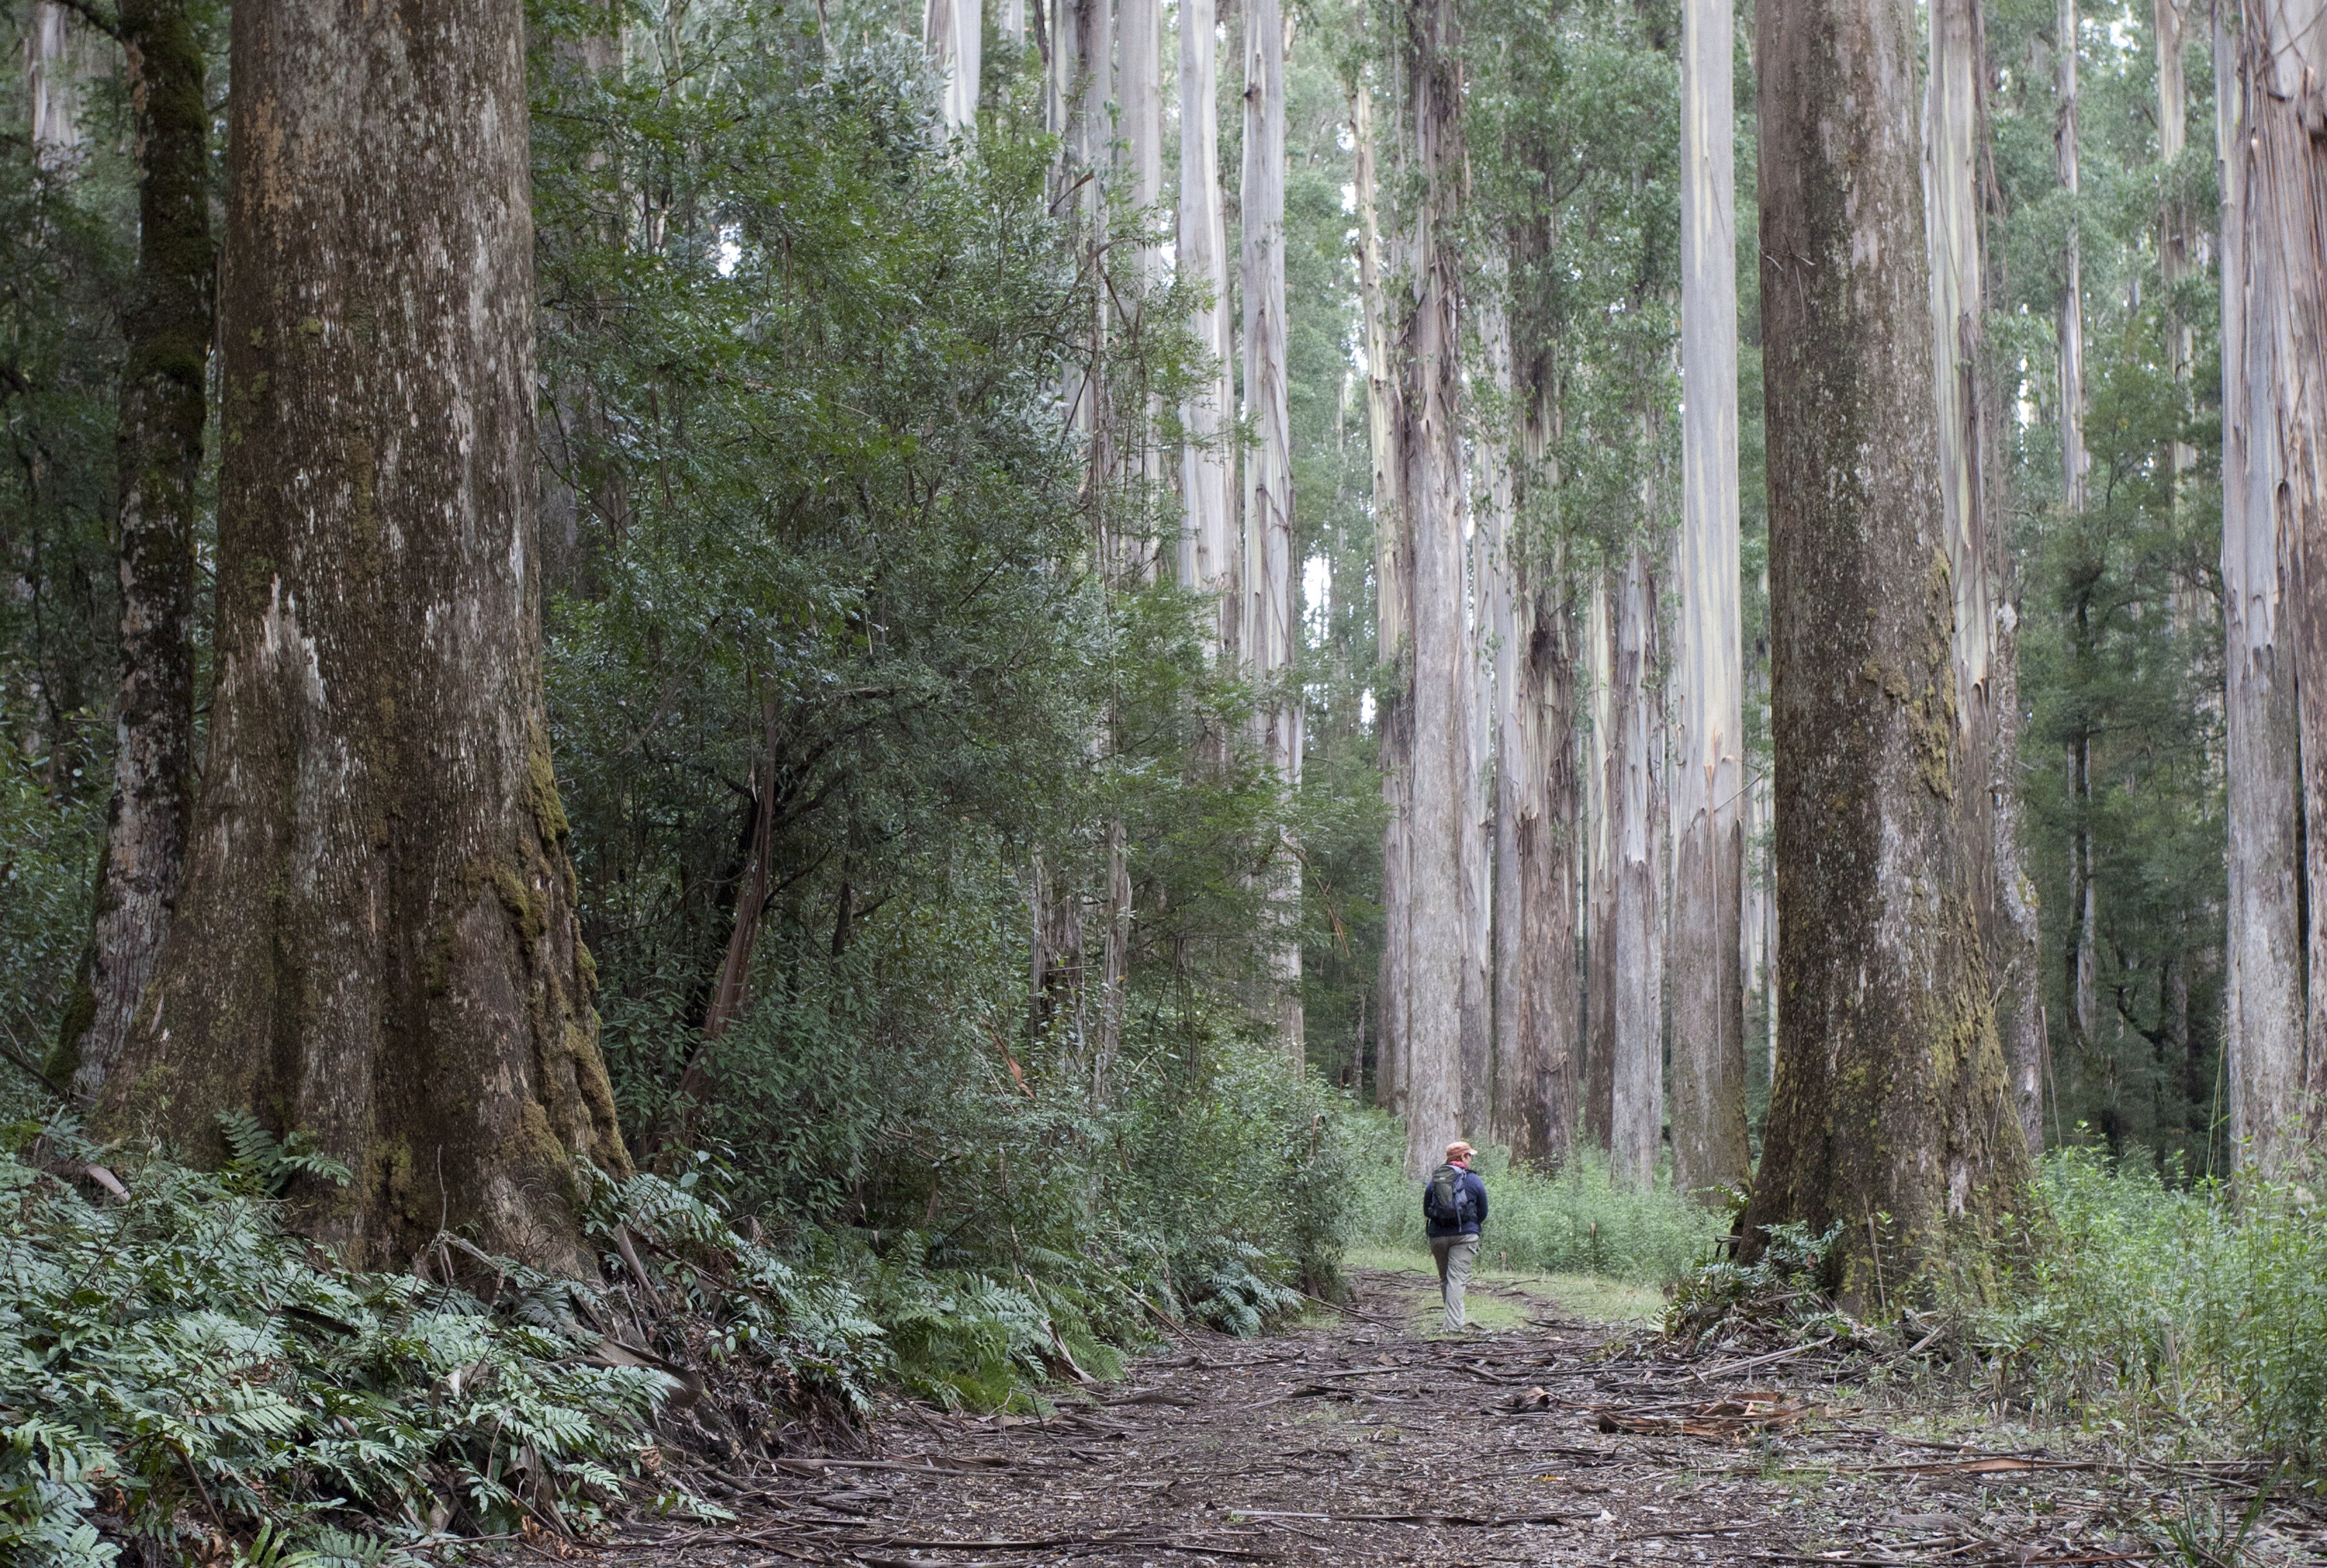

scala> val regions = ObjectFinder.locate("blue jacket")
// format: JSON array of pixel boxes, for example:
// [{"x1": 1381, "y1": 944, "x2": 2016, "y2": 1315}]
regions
[{"x1": 1423, "y1": 1166, "x2": 1488, "y2": 1238}]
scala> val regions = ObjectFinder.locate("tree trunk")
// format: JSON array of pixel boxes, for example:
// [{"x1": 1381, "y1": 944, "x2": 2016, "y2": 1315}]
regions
[
  {"x1": 62, "y1": 0, "x2": 214, "y2": 1106},
  {"x1": 1740, "y1": 0, "x2": 2028, "y2": 1299},
  {"x1": 2158, "y1": 0, "x2": 2197, "y2": 484},
  {"x1": 25, "y1": 2, "x2": 83, "y2": 170},
  {"x1": 2057, "y1": 0, "x2": 2087, "y2": 516},
  {"x1": 1927, "y1": 0, "x2": 2043, "y2": 1155},
  {"x1": 1399, "y1": 0, "x2": 1469, "y2": 1173},
  {"x1": 1584, "y1": 571, "x2": 1617, "y2": 1148},
  {"x1": 2234, "y1": 0, "x2": 2327, "y2": 1161},
  {"x1": 925, "y1": 0, "x2": 983, "y2": 131},
  {"x1": 1610, "y1": 542, "x2": 1664, "y2": 1190},
  {"x1": 1357, "y1": 77, "x2": 1410, "y2": 1112},
  {"x1": 1462, "y1": 289, "x2": 1496, "y2": 1135},
  {"x1": 1493, "y1": 310, "x2": 1582, "y2": 1168},
  {"x1": 1241, "y1": 0, "x2": 1302, "y2": 1060},
  {"x1": 1180, "y1": 0, "x2": 1236, "y2": 650},
  {"x1": 95, "y1": 0, "x2": 630, "y2": 1272},
  {"x1": 1669, "y1": 0, "x2": 1752, "y2": 1200}
]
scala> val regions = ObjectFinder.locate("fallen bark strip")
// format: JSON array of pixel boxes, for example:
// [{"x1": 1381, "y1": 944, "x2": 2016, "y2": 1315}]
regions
[
  {"x1": 1223, "y1": 1508, "x2": 1570, "y2": 1527},
  {"x1": 1692, "y1": 1339, "x2": 1831, "y2": 1382}
]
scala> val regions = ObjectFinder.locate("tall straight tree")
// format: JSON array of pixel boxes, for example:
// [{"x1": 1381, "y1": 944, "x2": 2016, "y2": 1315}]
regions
[
  {"x1": 1583, "y1": 571, "x2": 1617, "y2": 1148},
  {"x1": 1243, "y1": 0, "x2": 1302, "y2": 1056},
  {"x1": 1740, "y1": 0, "x2": 2027, "y2": 1296},
  {"x1": 1357, "y1": 75, "x2": 1412, "y2": 1111},
  {"x1": 1495, "y1": 275, "x2": 1583, "y2": 1169},
  {"x1": 1180, "y1": 0, "x2": 1237, "y2": 643},
  {"x1": 1608, "y1": 540, "x2": 1664, "y2": 1190},
  {"x1": 1668, "y1": 0, "x2": 1751, "y2": 1200},
  {"x1": 62, "y1": 0, "x2": 215, "y2": 1104},
  {"x1": 1399, "y1": 0, "x2": 1471, "y2": 1172},
  {"x1": 1925, "y1": 0, "x2": 2044, "y2": 1154},
  {"x1": 2229, "y1": 0, "x2": 2327, "y2": 1165},
  {"x1": 2213, "y1": 0, "x2": 2298, "y2": 1172},
  {"x1": 1462, "y1": 472, "x2": 1494, "y2": 1134},
  {"x1": 96, "y1": 0, "x2": 629, "y2": 1269},
  {"x1": 924, "y1": 0, "x2": 982, "y2": 131},
  {"x1": 2057, "y1": 0, "x2": 2101, "y2": 1057}
]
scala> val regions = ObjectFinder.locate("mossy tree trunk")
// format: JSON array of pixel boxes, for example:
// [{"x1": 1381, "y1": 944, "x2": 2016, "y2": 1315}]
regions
[
  {"x1": 1740, "y1": 0, "x2": 2029, "y2": 1301},
  {"x1": 62, "y1": 0, "x2": 214, "y2": 1105},
  {"x1": 96, "y1": 0, "x2": 629, "y2": 1272}
]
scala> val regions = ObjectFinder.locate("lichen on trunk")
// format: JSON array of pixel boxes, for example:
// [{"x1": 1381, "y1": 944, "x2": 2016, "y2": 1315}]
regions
[{"x1": 96, "y1": 0, "x2": 629, "y2": 1272}]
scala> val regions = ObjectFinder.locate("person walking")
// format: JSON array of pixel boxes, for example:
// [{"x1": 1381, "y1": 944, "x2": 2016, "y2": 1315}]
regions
[{"x1": 1422, "y1": 1141, "x2": 1488, "y2": 1331}]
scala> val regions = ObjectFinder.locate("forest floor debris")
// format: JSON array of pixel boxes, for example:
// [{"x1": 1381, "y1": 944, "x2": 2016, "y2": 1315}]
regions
[{"x1": 593, "y1": 1267, "x2": 2326, "y2": 1567}]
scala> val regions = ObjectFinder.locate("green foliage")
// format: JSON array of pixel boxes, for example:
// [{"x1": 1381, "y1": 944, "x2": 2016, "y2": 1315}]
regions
[
  {"x1": 215, "y1": 1112, "x2": 354, "y2": 1197},
  {"x1": 1970, "y1": 1150, "x2": 2327, "y2": 1461},
  {"x1": 1664, "y1": 1220, "x2": 1846, "y2": 1350},
  {"x1": 1347, "y1": 1130, "x2": 1726, "y2": 1285},
  {"x1": 0, "y1": 1131, "x2": 694, "y2": 1567},
  {"x1": 0, "y1": 756, "x2": 102, "y2": 1114}
]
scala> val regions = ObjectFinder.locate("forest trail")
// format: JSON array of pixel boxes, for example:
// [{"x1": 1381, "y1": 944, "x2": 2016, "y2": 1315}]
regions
[{"x1": 601, "y1": 1269, "x2": 2324, "y2": 1567}]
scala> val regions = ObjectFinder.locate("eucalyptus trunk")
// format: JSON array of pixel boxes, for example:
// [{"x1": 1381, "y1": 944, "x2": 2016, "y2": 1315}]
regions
[
  {"x1": 1358, "y1": 78, "x2": 1410, "y2": 1111},
  {"x1": 2230, "y1": 0, "x2": 2327, "y2": 1163},
  {"x1": 62, "y1": 0, "x2": 214, "y2": 1106},
  {"x1": 96, "y1": 0, "x2": 629, "y2": 1271},
  {"x1": 1180, "y1": 0, "x2": 1236, "y2": 645},
  {"x1": 1609, "y1": 542, "x2": 1664, "y2": 1191},
  {"x1": 1669, "y1": 0, "x2": 1750, "y2": 1200},
  {"x1": 1242, "y1": 0, "x2": 1302, "y2": 1059},
  {"x1": 1399, "y1": 0, "x2": 1470, "y2": 1173},
  {"x1": 26, "y1": 3, "x2": 81, "y2": 168},
  {"x1": 1583, "y1": 572, "x2": 1617, "y2": 1149},
  {"x1": 925, "y1": 0, "x2": 983, "y2": 130},
  {"x1": 1927, "y1": 0, "x2": 2042, "y2": 1154},
  {"x1": 1741, "y1": 0, "x2": 2027, "y2": 1299}
]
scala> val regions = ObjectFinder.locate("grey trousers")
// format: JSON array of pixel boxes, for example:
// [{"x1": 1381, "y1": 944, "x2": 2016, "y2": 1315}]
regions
[{"x1": 1430, "y1": 1233, "x2": 1480, "y2": 1330}]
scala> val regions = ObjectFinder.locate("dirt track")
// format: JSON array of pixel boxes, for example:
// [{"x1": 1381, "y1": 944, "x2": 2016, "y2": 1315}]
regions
[{"x1": 604, "y1": 1267, "x2": 2324, "y2": 1567}]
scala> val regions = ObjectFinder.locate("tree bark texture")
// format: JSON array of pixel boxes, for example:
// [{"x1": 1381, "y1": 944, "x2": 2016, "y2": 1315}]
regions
[
  {"x1": 1609, "y1": 542, "x2": 1664, "y2": 1191},
  {"x1": 96, "y1": 0, "x2": 629, "y2": 1271},
  {"x1": 1493, "y1": 316, "x2": 1583, "y2": 1169},
  {"x1": 1583, "y1": 571, "x2": 1617, "y2": 1149},
  {"x1": 1669, "y1": 0, "x2": 1751, "y2": 1200},
  {"x1": 1398, "y1": 0, "x2": 1469, "y2": 1173},
  {"x1": 1358, "y1": 77, "x2": 1411, "y2": 1112},
  {"x1": 1927, "y1": 0, "x2": 2043, "y2": 1154},
  {"x1": 1180, "y1": 0, "x2": 1237, "y2": 646},
  {"x1": 925, "y1": 0, "x2": 983, "y2": 131},
  {"x1": 1461, "y1": 441, "x2": 1494, "y2": 1135},
  {"x1": 1741, "y1": 0, "x2": 2028, "y2": 1297},
  {"x1": 64, "y1": 0, "x2": 215, "y2": 1106},
  {"x1": 2057, "y1": 0, "x2": 2087, "y2": 515},
  {"x1": 1241, "y1": 0, "x2": 1303, "y2": 1059},
  {"x1": 2234, "y1": 0, "x2": 2327, "y2": 1164}
]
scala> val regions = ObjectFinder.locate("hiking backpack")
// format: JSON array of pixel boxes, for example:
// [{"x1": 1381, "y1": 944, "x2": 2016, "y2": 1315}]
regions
[{"x1": 1424, "y1": 1164, "x2": 1471, "y2": 1228}]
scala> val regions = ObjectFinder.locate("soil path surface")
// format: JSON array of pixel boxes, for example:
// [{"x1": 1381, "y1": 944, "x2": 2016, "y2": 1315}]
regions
[{"x1": 609, "y1": 1267, "x2": 2323, "y2": 1567}]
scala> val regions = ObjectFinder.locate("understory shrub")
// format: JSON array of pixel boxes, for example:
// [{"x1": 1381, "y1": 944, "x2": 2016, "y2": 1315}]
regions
[
  {"x1": 1973, "y1": 1148, "x2": 2327, "y2": 1460},
  {"x1": 1347, "y1": 1128, "x2": 1726, "y2": 1285},
  {"x1": 0, "y1": 1127, "x2": 886, "y2": 1567}
]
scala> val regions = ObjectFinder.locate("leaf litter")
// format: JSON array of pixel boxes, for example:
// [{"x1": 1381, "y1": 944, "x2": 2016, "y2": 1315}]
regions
[{"x1": 584, "y1": 1269, "x2": 2326, "y2": 1567}]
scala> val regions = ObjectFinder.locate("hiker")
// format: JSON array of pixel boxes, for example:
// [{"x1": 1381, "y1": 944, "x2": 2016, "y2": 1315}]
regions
[{"x1": 1421, "y1": 1140, "x2": 1488, "y2": 1331}]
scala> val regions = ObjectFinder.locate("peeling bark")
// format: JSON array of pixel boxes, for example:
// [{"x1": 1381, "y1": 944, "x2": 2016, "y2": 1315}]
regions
[
  {"x1": 1669, "y1": 0, "x2": 1752, "y2": 1200},
  {"x1": 1357, "y1": 78, "x2": 1410, "y2": 1112},
  {"x1": 2233, "y1": 0, "x2": 2327, "y2": 1163},
  {"x1": 1398, "y1": 0, "x2": 1469, "y2": 1174},
  {"x1": 1609, "y1": 543, "x2": 1664, "y2": 1191},
  {"x1": 1584, "y1": 571, "x2": 1617, "y2": 1150},
  {"x1": 96, "y1": 0, "x2": 629, "y2": 1272},
  {"x1": 1179, "y1": 0, "x2": 1236, "y2": 639}
]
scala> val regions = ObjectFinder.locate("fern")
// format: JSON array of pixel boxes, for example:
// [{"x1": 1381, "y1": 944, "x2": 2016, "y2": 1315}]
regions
[{"x1": 217, "y1": 1110, "x2": 353, "y2": 1197}]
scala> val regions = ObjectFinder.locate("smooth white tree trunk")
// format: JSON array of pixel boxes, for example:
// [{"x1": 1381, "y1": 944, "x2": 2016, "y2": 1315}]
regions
[
  {"x1": 1243, "y1": 0, "x2": 1302, "y2": 1058},
  {"x1": 1180, "y1": 0, "x2": 1237, "y2": 643},
  {"x1": 1669, "y1": 0, "x2": 1750, "y2": 1199},
  {"x1": 1357, "y1": 78, "x2": 1410, "y2": 1111},
  {"x1": 1610, "y1": 542, "x2": 1664, "y2": 1190},
  {"x1": 924, "y1": 0, "x2": 983, "y2": 131},
  {"x1": 1583, "y1": 571, "x2": 1617, "y2": 1148}
]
